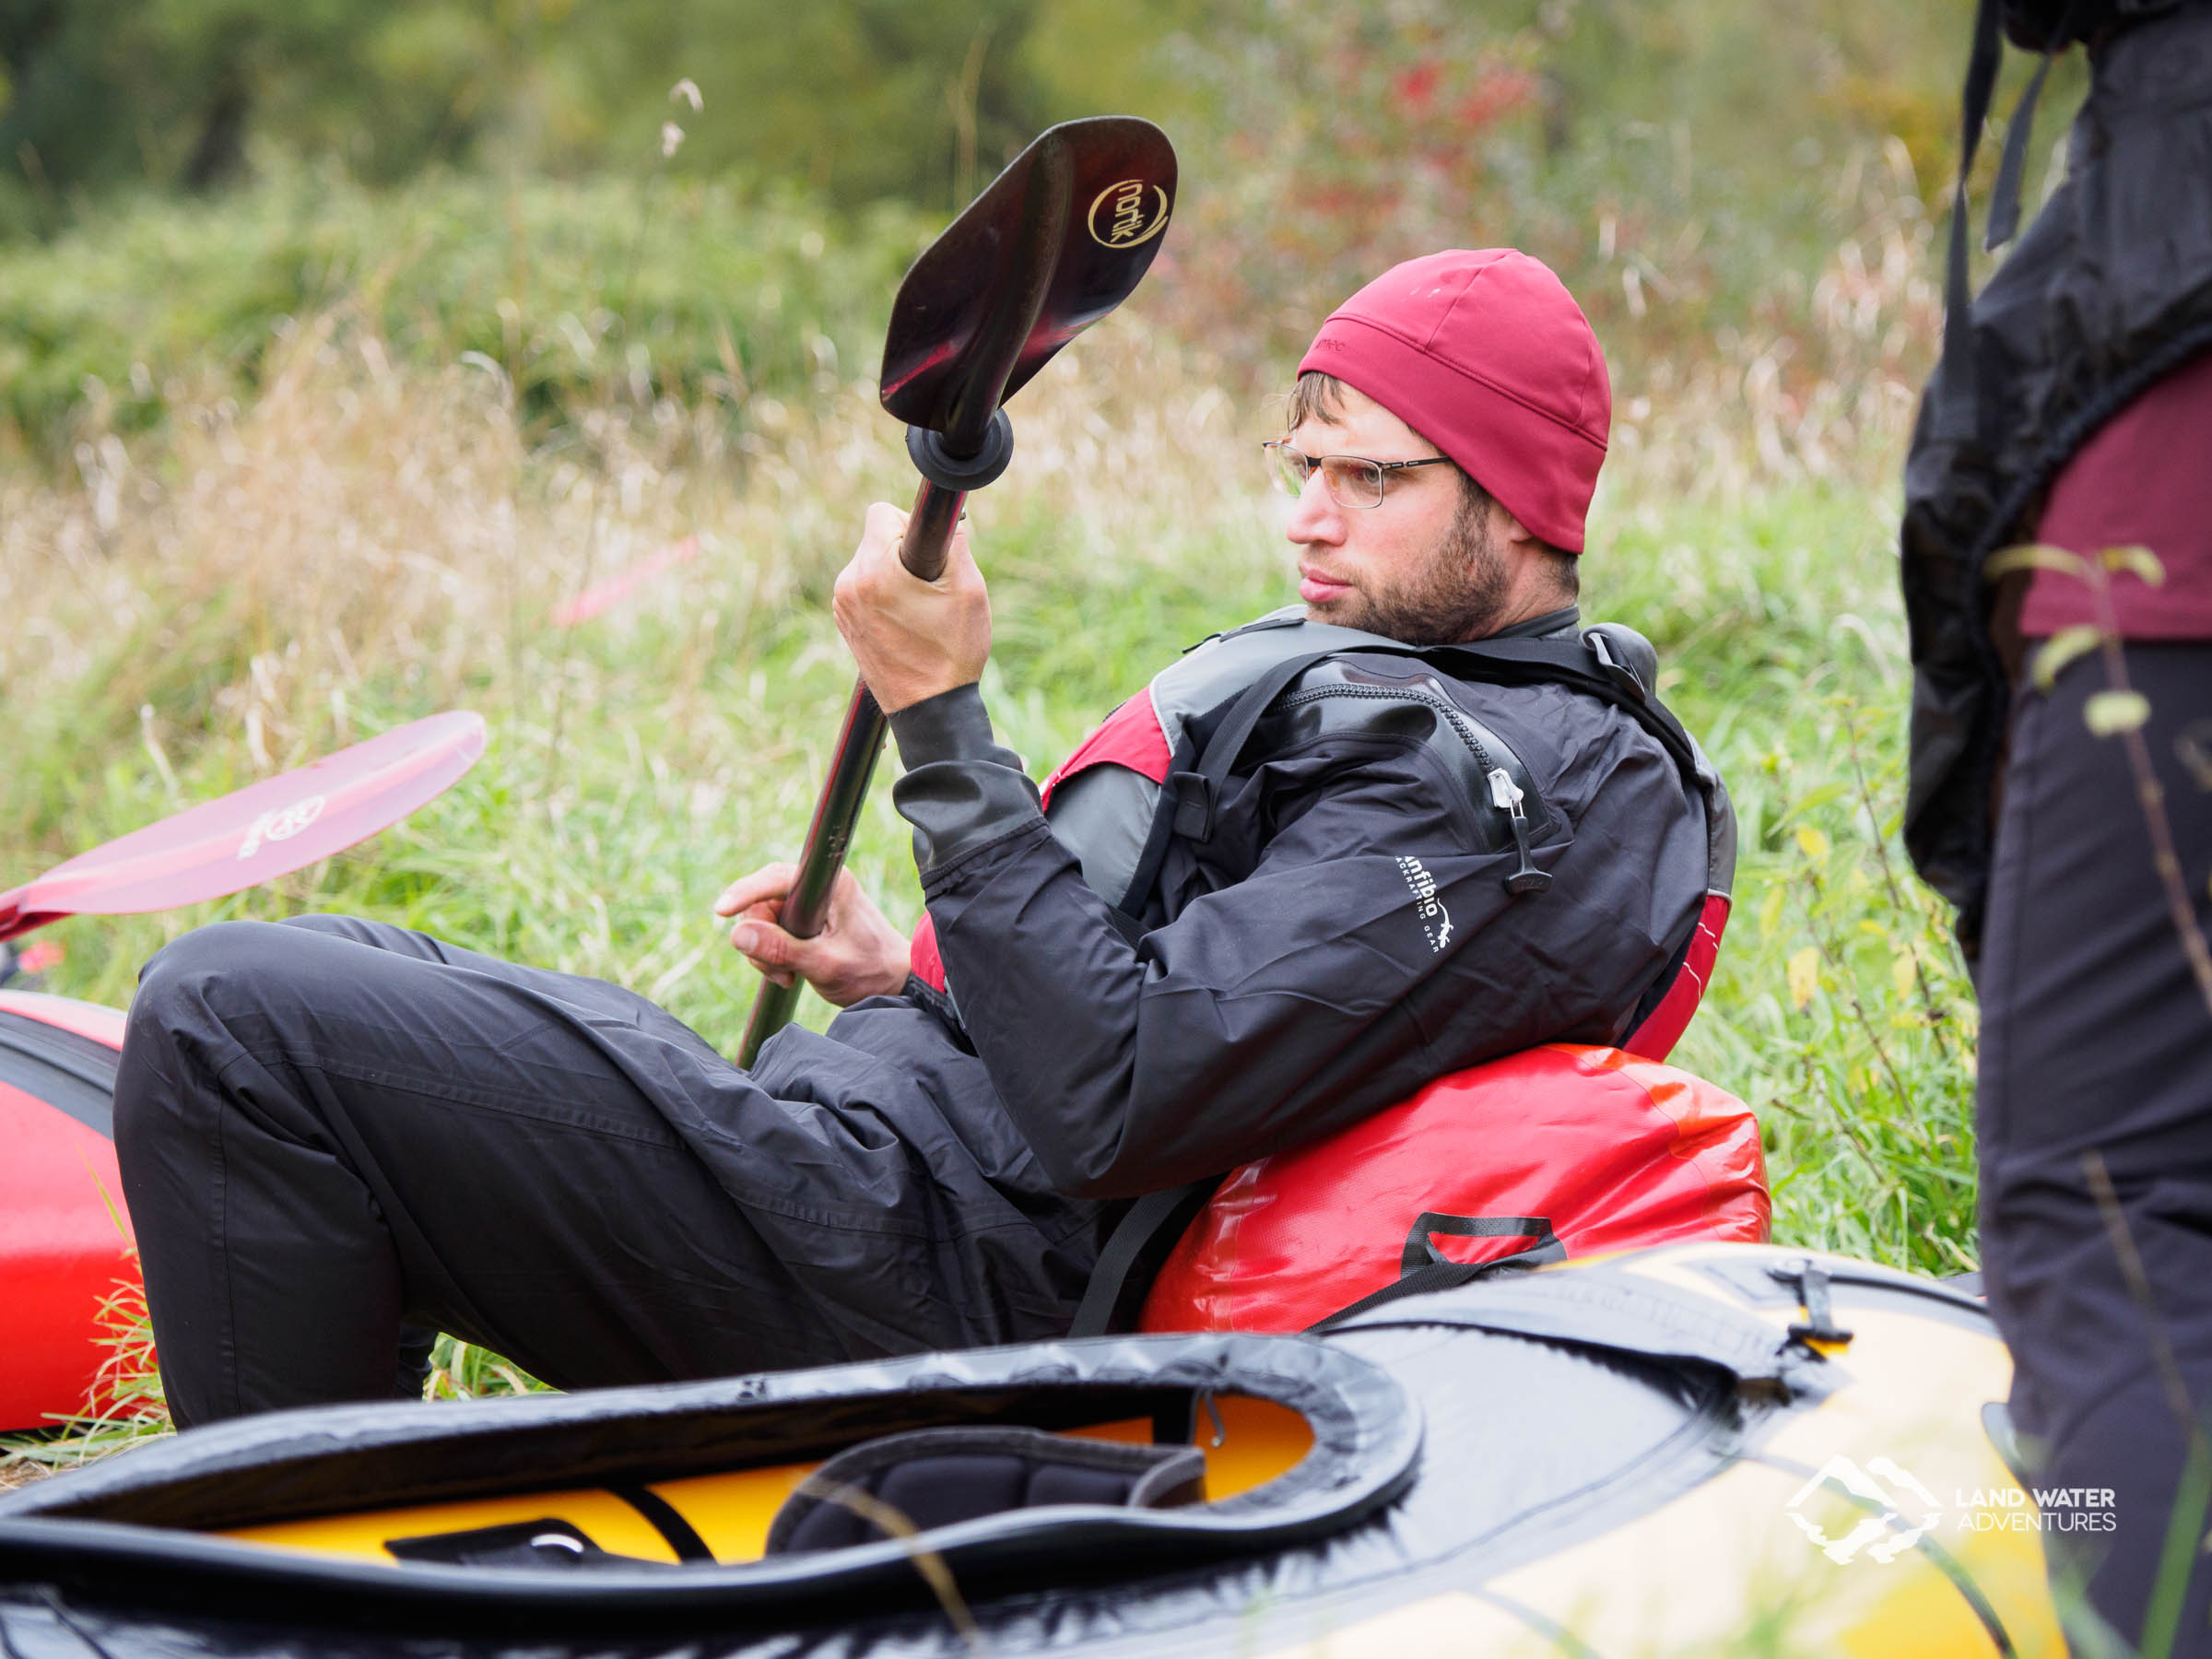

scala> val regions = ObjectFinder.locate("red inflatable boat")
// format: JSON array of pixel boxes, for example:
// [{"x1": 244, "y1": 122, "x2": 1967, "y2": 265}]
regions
[
  {"x1": 0, "y1": 712, "x2": 488, "y2": 1430},
  {"x1": 0, "y1": 989, "x2": 130, "y2": 1431}
]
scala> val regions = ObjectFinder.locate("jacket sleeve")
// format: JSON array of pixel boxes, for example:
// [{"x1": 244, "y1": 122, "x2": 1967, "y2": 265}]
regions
[{"x1": 888, "y1": 682, "x2": 1697, "y2": 1199}]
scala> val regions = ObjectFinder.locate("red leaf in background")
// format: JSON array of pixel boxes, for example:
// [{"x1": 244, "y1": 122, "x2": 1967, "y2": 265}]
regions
[
  {"x1": 1394, "y1": 62, "x2": 1441, "y2": 111},
  {"x1": 1454, "y1": 68, "x2": 1538, "y2": 133}
]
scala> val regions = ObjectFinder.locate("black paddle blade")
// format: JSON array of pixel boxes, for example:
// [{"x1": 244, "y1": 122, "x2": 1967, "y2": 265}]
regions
[{"x1": 880, "y1": 116, "x2": 1176, "y2": 452}]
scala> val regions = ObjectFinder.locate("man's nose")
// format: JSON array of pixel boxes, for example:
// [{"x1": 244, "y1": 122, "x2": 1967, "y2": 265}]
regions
[{"x1": 1283, "y1": 472, "x2": 1343, "y2": 543}]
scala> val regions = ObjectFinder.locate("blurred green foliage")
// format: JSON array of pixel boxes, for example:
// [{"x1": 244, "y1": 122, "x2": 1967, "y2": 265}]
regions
[
  {"x1": 1150, "y1": 0, "x2": 2080, "y2": 380},
  {"x1": 0, "y1": 160, "x2": 930, "y2": 453},
  {"x1": 0, "y1": 0, "x2": 2094, "y2": 469},
  {"x1": 0, "y1": 0, "x2": 2062, "y2": 234},
  {"x1": 0, "y1": 0, "x2": 1203, "y2": 221}
]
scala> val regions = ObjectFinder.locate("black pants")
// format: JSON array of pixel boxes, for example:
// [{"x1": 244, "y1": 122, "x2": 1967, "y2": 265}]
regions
[
  {"x1": 1980, "y1": 642, "x2": 2212, "y2": 1653},
  {"x1": 113, "y1": 916, "x2": 1100, "y2": 1429}
]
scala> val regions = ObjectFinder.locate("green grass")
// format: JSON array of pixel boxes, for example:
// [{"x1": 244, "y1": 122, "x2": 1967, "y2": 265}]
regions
[{"x1": 1587, "y1": 482, "x2": 1980, "y2": 1273}]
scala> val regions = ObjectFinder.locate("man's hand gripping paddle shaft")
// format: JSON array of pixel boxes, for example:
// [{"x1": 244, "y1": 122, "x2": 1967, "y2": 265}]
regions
[
  {"x1": 0, "y1": 712, "x2": 487, "y2": 943},
  {"x1": 735, "y1": 116, "x2": 1177, "y2": 1067}
]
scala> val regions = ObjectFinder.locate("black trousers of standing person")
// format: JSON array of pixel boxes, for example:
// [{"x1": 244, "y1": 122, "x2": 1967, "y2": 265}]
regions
[
  {"x1": 1979, "y1": 642, "x2": 2212, "y2": 1653},
  {"x1": 112, "y1": 915, "x2": 1104, "y2": 1429}
]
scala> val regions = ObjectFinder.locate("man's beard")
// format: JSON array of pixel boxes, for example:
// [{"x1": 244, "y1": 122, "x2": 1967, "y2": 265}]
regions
[{"x1": 1315, "y1": 491, "x2": 1512, "y2": 646}]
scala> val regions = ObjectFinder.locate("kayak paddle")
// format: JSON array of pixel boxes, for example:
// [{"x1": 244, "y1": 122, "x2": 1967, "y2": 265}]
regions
[
  {"x1": 736, "y1": 117, "x2": 1177, "y2": 1065},
  {"x1": 0, "y1": 712, "x2": 487, "y2": 943}
]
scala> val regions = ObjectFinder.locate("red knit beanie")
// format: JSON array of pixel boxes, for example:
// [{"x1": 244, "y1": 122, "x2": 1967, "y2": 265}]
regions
[{"x1": 1298, "y1": 250, "x2": 1609, "y2": 554}]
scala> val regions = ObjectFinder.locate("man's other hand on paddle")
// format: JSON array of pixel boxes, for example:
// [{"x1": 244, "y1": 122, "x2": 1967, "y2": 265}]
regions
[
  {"x1": 831, "y1": 500, "x2": 991, "y2": 713},
  {"x1": 716, "y1": 862, "x2": 910, "y2": 1006},
  {"x1": 714, "y1": 500, "x2": 990, "y2": 1006}
]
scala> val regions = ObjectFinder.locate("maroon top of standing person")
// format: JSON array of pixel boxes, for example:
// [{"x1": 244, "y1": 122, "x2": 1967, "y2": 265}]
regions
[{"x1": 2020, "y1": 346, "x2": 2212, "y2": 641}]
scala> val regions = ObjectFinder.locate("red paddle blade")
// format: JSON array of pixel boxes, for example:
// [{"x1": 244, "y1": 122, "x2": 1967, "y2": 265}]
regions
[{"x1": 0, "y1": 712, "x2": 487, "y2": 943}]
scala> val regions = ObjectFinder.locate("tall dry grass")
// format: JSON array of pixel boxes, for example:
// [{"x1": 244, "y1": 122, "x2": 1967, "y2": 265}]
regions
[{"x1": 2, "y1": 299, "x2": 1276, "y2": 802}]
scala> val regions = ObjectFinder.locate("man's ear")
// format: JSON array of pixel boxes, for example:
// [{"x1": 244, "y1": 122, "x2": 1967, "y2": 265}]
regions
[
  {"x1": 1489, "y1": 501, "x2": 1542, "y2": 557},
  {"x1": 1489, "y1": 503, "x2": 1577, "y2": 608}
]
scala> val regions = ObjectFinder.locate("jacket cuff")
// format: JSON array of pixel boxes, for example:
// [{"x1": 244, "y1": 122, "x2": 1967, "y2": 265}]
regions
[
  {"x1": 888, "y1": 684, "x2": 1012, "y2": 769},
  {"x1": 888, "y1": 685, "x2": 1043, "y2": 873},
  {"x1": 900, "y1": 972, "x2": 971, "y2": 1048}
]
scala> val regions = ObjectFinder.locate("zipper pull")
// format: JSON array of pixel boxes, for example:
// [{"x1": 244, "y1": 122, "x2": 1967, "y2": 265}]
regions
[{"x1": 1487, "y1": 768, "x2": 1552, "y2": 897}]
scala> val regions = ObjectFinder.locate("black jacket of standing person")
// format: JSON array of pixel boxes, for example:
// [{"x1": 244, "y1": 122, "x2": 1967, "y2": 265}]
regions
[{"x1": 1901, "y1": 0, "x2": 2212, "y2": 952}]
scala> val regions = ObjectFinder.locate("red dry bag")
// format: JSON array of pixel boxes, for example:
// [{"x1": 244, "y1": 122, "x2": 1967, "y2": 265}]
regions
[{"x1": 1137, "y1": 1042, "x2": 1769, "y2": 1335}]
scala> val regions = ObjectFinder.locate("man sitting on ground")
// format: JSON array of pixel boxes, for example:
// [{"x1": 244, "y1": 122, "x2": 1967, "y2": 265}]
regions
[{"x1": 115, "y1": 249, "x2": 1718, "y2": 1425}]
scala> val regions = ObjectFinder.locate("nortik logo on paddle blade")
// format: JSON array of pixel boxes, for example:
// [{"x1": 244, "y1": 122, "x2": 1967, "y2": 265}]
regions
[{"x1": 1087, "y1": 179, "x2": 1170, "y2": 249}]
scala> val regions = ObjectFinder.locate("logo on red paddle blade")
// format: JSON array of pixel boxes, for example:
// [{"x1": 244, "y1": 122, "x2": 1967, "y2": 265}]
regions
[
  {"x1": 1088, "y1": 180, "x2": 1170, "y2": 249},
  {"x1": 236, "y1": 794, "x2": 327, "y2": 861}
]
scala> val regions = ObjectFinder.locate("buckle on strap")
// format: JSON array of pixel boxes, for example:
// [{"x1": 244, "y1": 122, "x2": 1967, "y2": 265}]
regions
[
  {"x1": 1771, "y1": 1258, "x2": 1855, "y2": 1350},
  {"x1": 1585, "y1": 629, "x2": 1650, "y2": 702},
  {"x1": 1169, "y1": 771, "x2": 1216, "y2": 842}
]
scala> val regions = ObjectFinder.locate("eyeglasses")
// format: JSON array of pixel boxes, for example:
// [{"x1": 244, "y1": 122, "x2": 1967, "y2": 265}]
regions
[{"x1": 1263, "y1": 441, "x2": 1454, "y2": 510}]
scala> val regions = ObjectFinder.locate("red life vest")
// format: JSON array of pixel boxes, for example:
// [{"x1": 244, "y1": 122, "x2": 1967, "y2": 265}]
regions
[{"x1": 907, "y1": 613, "x2": 1759, "y2": 1331}]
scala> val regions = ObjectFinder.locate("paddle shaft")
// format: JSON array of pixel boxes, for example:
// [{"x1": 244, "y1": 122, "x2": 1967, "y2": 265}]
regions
[{"x1": 735, "y1": 478, "x2": 966, "y2": 1066}]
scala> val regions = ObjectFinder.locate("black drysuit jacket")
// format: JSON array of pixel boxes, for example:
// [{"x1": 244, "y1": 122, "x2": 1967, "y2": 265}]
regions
[{"x1": 737, "y1": 606, "x2": 1712, "y2": 1354}]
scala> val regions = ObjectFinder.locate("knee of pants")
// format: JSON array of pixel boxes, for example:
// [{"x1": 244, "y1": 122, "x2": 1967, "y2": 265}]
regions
[
  {"x1": 133, "y1": 914, "x2": 300, "y2": 1010},
  {"x1": 276, "y1": 912, "x2": 379, "y2": 944},
  {"x1": 124, "y1": 918, "x2": 319, "y2": 1087},
  {"x1": 117, "y1": 920, "x2": 280, "y2": 1156}
]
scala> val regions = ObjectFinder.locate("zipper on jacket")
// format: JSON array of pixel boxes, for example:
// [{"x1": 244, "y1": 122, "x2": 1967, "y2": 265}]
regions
[
  {"x1": 1274, "y1": 682, "x2": 1553, "y2": 898},
  {"x1": 1486, "y1": 768, "x2": 1552, "y2": 896},
  {"x1": 1277, "y1": 682, "x2": 1500, "y2": 774}
]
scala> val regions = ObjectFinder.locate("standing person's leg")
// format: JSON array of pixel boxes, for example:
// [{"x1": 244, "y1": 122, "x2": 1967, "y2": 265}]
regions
[
  {"x1": 1979, "y1": 643, "x2": 2212, "y2": 1652},
  {"x1": 116, "y1": 914, "x2": 848, "y2": 1426}
]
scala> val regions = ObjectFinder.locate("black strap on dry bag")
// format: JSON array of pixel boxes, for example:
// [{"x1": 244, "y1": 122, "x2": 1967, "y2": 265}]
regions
[
  {"x1": 1399, "y1": 1210, "x2": 1565, "y2": 1275},
  {"x1": 1305, "y1": 1215, "x2": 1566, "y2": 1333},
  {"x1": 1308, "y1": 1213, "x2": 1564, "y2": 1329},
  {"x1": 1066, "y1": 1178, "x2": 1220, "y2": 1338}
]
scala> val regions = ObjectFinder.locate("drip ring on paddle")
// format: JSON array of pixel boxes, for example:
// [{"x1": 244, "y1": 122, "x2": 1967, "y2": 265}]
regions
[{"x1": 906, "y1": 408, "x2": 1015, "y2": 492}]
